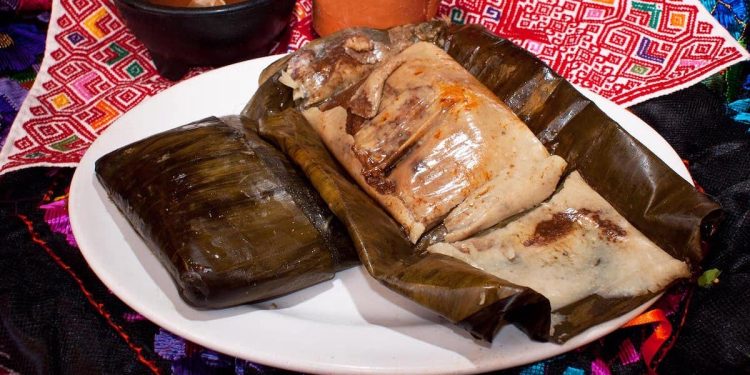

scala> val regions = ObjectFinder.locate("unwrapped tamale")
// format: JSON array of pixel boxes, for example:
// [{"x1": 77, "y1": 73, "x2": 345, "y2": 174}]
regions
[
  {"x1": 95, "y1": 116, "x2": 358, "y2": 308},
  {"x1": 243, "y1": 21, "x2": 721, "y2": 343},
  {"x1": 300, "y1": 41, "x2": 567, "y2": 243},
  {"x1": 429, "y1": 171, "x2": 691, "y2": 337}
]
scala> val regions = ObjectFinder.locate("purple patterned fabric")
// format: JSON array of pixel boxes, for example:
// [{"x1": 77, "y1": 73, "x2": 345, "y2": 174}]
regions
[
  {"x1": 0, "y1": 23, "x2": 46, "y2": 72},
  {"x1": 40, "y1": 198, "x2": 77, "y2": 247},
  {"x1": 0, "y1": 0, "x2": 19, "y2": 11},
  {"x1": 0, "y1": 78, "x2": 28, "y2": 149},
  {"x1": 0, "y1": 14, "x2": 47, "y2": 150}
]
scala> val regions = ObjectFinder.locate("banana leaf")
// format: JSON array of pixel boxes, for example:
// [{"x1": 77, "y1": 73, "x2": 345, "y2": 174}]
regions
[
  {"x1": 439, "y1": 24, "x2": 721, "y2": 341},
  {"x1": 258, "y1": 109, "x2": 551, "y2": 342},
  {"x1": 95, "y1": 116, "x2": 358, "y2": 309},
  {"x1": 242, "y1": 22, "x2": 721, "y2": 342}
]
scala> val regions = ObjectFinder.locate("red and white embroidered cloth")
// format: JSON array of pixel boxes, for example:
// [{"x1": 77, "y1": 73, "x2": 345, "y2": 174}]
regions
[{"x1": 0, "y1": 0, "x2": 747, "y2": 174}]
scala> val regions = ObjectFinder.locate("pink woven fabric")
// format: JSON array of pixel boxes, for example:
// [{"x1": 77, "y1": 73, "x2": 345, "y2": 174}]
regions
[{"x1": 0, "y1": 0, "x2": 747, "y2": 174}]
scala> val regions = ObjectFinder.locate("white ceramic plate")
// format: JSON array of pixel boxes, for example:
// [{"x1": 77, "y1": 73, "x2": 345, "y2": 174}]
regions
[{"x1": 69, "y1": 55, "x2": 691, "y2": 374}]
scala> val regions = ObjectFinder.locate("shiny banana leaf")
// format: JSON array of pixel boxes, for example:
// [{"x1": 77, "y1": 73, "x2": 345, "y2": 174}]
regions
[
  {"x1": 258, "y1": 109, "x2": 551, "y2": 342},
  {"x1": 242, "y1": 22, "x2": 721, "y2": 342},
  {"x1": 95, "y1": 116, "x2": 358, "y2": 309},
  {"x1": 440, "y1": 24, "x2": 721, "y2": 267},
  {"x1": 439, "y1": 24, "x2": 722, "y2": 341}
]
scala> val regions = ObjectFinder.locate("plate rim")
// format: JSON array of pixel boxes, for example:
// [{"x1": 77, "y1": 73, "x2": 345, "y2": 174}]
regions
[{"x1": 69, "y1": 55, "x2": 691, "y2": 374}]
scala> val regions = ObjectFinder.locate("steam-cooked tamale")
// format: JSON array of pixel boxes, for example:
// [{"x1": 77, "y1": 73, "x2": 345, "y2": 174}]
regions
[
  {"x1": 291, "y1": 41, "x2": 567, "y2": 243},
  {"x1": 244, "y1": 21, "x2": 721, "y2": 343},
  {"x1": 429, "y1": 171, "x2": 690, "y2": 318},
  {"x1": 95, "y1": 116, "x2": 357, "y2": 308}
]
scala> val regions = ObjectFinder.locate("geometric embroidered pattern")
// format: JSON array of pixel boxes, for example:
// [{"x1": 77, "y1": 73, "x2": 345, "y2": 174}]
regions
[
  {"x1": 435, "y1": 0, "x2": 749, "y2": 104},
  {"x1": 0, "y1": 0, "x2": 186, "y2": 173},
  {"x1": 283, "y1": 0, "x2": 749, "y2": 104},
  {"x1": 1, "y1": 0, "x2": 747, "y2": 174}
]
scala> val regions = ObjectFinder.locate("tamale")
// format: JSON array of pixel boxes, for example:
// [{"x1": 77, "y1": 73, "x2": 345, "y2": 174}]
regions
[
  {"x1": 300, "y1": 41, "x2": 567, "y2": 243},
  {"x1": 429, "y1": 171, "x2": 691, "y2": 338},
  {"x1": 243, "y1": 21, "x2": 721, "y2": 342},
  {"x1": 439, "y1": 23, "x2": 721, "y2": 340},
  {"x1": 95, "y1": 116, "x2": 358, "y2": 308},
  {"x1": 258, "y1": 109, "x2": 551, "y2": 342}
]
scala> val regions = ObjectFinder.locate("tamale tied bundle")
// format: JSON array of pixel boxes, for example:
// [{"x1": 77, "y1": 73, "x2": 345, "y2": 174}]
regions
[
  {"x1": 243, "y1": 21, "x2": 721, "y2": 342},
  {"x1": 95, "y1": 116, "x2": 358, "y2": 308}
]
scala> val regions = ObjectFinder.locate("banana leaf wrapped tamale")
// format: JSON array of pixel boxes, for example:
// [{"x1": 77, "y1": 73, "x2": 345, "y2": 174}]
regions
[
  {"x1": 95, "y1": 116, "x2": 358, "y2": 308},
  {"x1": 243, "y1": 21, "x2": 721, "y2": 343},
  {"x1": 438, "y1": 23, "x2": 721, "y2": 341},
  {"x1": 259, "y1": 109, "x2": 552, "y2": 341}
]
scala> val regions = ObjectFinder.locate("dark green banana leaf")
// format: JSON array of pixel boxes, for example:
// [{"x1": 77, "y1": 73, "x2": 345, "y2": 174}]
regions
[
  {"x1": 242, "y1": 22, "x2": 721, "y2": 343},
  {"x1": 95, "y1": 116, "x2": 358, "y2": 309},
  {"x1": 258, "y1": 109, "x2": 551, "y2": 342},
  {"x1": 439, "y1": 24, "x2": 721, "y2": 341}
]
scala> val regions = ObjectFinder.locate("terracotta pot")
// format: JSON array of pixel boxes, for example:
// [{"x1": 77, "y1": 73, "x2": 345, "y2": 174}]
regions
[{"x1": 313, "y1": 0, "x2": 439, "y2": 36}]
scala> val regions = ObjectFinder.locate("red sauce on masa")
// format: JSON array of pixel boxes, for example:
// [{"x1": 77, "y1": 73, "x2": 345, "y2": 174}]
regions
[{"x1": 524, "y1": 209, "x2": 627, "y2": 247}]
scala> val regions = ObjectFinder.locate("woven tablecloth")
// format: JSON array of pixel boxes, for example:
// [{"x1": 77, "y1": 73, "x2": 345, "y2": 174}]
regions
[
  {"x1": 0, "y1": 0, "x2": 747, "y2": 173},
  {"x1": 0, "y1": 0, "x2": 749, "y2": 374}
]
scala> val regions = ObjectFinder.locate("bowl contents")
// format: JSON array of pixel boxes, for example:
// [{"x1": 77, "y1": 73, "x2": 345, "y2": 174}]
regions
[
  {"x1": 146, "y1": 0, "x2": 244, "y2": 7},
  {"x1": 312, "y1": 0, "x2": 439, "y2": 36}
]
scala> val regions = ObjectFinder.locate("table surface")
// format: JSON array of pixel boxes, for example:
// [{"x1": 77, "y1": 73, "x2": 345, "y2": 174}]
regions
[{"x1": 0, "y1": 5, "x2": 749, "y2": 375}]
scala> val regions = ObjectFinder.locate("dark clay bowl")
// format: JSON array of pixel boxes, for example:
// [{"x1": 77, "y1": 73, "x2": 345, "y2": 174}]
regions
[{"x1": 115, "y1": 0, "x2": 295, "y2": 80}]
